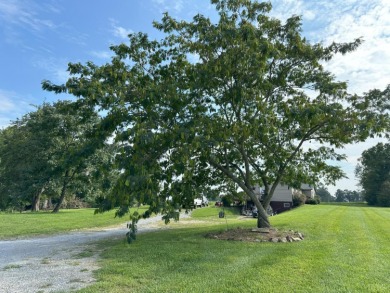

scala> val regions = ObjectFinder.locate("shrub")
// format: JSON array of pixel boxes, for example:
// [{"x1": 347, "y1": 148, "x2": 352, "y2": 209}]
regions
[
  {"x1": 305, "y1": 198, "x2": 318, "y2": 205},
  {"x1": 293, "y1": 191, "x2": 306, "y2": 207},
  {"x1": 221, "y1": 195, "x2": 233, "y2": 207}
]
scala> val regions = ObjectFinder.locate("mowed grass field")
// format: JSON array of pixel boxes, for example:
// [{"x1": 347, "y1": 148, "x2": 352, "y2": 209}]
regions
[
  {"x1": 0, "y1": 208, "x2": 146, "y2": 239},
  {"x1": 2, "y1": 204, "x2": 390, "y2": 292},
  {"x1": 80, "y1": 204, "x2": 390, "y2": 293}
]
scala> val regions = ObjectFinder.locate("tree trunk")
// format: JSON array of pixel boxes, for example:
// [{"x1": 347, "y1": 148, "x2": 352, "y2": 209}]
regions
[
  {"x1": 41, "y1": 198, "x2": 49, "y2": 209},
  {"x1": 246, "y1": 190, "x2": 271, "y2": 228},
  {"x1": 52, "y1": 185, "x2": 66, "y2": 213},
  {"x1": 52, "y1": 171, "x2": 69, "y2": 213},
  {"x1": 31, "y1": 186, "x2": 45, "y2": 212},
  {"x1": 31, "y1": 196, "x2": 40, "y2": 212},
  {"x1": 257, "y1": 212, "x2": 270, "y2": 228}
]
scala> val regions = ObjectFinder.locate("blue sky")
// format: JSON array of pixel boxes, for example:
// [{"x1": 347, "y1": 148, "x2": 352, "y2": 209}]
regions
[{"x1": 0, "y1": 0, "x2": 389, "y2": 195}]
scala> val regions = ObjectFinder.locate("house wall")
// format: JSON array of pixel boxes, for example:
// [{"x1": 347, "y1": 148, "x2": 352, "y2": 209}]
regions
[
  {"x1": 271, "y1": 184, "x2": 293, "y2": 202},
  {"x1": 300, "y1": 184, "x2": 314, "y2": 198},
  {"x1": 302, "y1": 189, "x2": 315, "y2": 198},
  {"x1": 270, "y1": 201, "x2": 292, "y2": 214}
]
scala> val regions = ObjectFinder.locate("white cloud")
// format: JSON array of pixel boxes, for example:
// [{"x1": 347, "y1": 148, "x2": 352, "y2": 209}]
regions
[
  {"x1": 319, "y1": 1, "x2": 390, "y2": 94},
  {"x1": 302, "y1": 9, "x2": 315, "y2": 21},
  {"x1": 31, "y1": 56, "x2": 69, "y2": 84},
  {"x1": 270, "y1": 0, "x2": 316, "y2": 22},
  {"x1": 0, "y1": 0, "x2": 62, "y2": 54},
  {"x1": 90, "y1": 50, "x2": 112, "y2": 60},
  {"x1": 152, "y1": 0, "x2": 184, "y2": 14},
  {"x1": 110, "y1": 19, "x2": 134, "y2": 40},
  {"x1": 113, "y1": 26, "x2": 133, "y2": 39},
  {"x1": 270, "y1": 0, "x2": 390, "y2": 102},
  {"x1": 0, "y1": 0, "x2": 57, "y2": 32}
]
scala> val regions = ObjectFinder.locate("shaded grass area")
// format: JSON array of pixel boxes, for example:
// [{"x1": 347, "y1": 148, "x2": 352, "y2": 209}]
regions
[
  {"x1": 0, "y1": 208, "x2": 147, "y2": 239},
  {"x1": 80, "y1": 204, "x2": 390, "y2": 293}
]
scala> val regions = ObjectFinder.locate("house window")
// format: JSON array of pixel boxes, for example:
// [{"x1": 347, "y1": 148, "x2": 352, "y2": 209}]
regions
[{"x1": 284, "y1": 203, "x2": 291, "y2": 208}]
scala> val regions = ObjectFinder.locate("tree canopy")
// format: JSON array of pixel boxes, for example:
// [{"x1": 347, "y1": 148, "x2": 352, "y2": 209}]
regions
[
  {"x1": 0, "y1": 101, "x2": 109, "y2": 212},
  {"x1": 356, "y1": 143, "x2": 390, "y2": 206},
  {"x1": 0, "y1": 105, "x2": 59, "y2": 211},
  {"x1": 42, "y1": 0, "x2": 389, "y2": 228}
]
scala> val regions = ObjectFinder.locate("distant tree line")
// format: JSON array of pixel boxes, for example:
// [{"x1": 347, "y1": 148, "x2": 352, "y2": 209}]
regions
[
  {"x1": 334, "y1": 189, "x2": 363, "y2": 202},
  {"x1": 315, "y1": 186, "x2": 363, "y2": 203}
]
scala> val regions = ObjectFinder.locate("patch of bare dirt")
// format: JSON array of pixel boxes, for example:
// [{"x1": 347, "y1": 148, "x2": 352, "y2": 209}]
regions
[{"x1": 206, "y1": 227, "x2": 305, "y2": 243}]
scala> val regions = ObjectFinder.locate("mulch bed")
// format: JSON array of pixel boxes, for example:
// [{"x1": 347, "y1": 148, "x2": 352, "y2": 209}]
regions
[{"x1": 205, "y1": 227, "x2": 304, "y2": 243}]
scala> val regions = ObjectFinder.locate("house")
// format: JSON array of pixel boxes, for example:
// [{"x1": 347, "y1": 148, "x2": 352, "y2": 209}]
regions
[
  {"x1": 266, "y1": 184, "x2": 293, "y2": 213},
  {"x1": 272, "y1": 183, "x2": 315, "y2": 213},
  {"x1": 252, "y1": 183, "x2": 315, "y2": 214},
  {"x1": 300, "y1": 183, "x2": 315, "y2": 199}
]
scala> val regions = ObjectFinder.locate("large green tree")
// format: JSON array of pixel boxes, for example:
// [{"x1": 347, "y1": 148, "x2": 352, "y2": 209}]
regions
[
  {"x1": 0, "y1": 101, "x2": 106, "y2": 212},
  {"x1": 43, "y1": 0, "x2": 389, "y2": 228},
  {"x1": 356, "y1": 143, "x2": 390, "y2": 206},
  {"x1": 0, "y1": 109, "x2": 56, "y2": 211},
  {"x1": 44, "y1": 101, "x2": 106, "y2": 212}
]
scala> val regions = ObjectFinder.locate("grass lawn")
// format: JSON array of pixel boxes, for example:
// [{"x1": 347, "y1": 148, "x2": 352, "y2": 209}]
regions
[
  {"x1": 0, "y1": 208, "x2": 147, "y2": 239},
  {"x1": 77, "y1": 204, "x2": 390, "y2": 293}
]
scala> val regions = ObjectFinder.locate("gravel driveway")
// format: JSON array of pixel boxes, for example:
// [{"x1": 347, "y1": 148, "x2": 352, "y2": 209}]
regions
[{"x1": 0, "y1": 215, "x2": 185, "y2": 293}]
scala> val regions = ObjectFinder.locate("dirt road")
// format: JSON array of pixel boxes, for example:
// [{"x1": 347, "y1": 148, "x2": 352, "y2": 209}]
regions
[{"x1": 0, "y1": 216, "x2": 171, "y2": 293}]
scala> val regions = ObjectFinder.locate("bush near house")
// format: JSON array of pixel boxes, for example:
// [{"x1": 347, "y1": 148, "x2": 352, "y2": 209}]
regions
[{"x1": 293, "y1": 191, "x2": 306, "y2": 207}]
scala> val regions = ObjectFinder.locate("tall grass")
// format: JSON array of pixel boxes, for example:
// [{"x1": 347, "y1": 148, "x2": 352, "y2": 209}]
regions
[{"x1": 79, "y1": 204, "x2": 390, "y2": 293}]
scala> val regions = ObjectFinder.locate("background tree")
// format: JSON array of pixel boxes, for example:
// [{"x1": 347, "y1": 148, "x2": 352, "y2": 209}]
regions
[
  {"x1": 0, "y1": 101, "x2": 106, "y2": 212},
  {"x1": 345, "y1": 190, "x2": 362, "y2": 202},
  {"x1": 0, "y1": 109, "x2": 55, "y2": 211},
  {"x1": 315, "y1": 185, "x2": 334, "y2": 202},
  {"x1": 335, "y1": 189, "x2": 346, "y2": 202},
  {"x1": 335, "y1": 189, "x2": 362, "y2": 203},
  {"x1": 356, "y1": 143, "x2": 390, "y2": 206},
  {"x1": 45, "y1": 101, "x2": 106, "y2": 212},
  {"x1": 0, "y1": 128, "x2": 12, "y2": 210},
  {"x1": 43, "y1": 0, "x2": 389, "y2": 228},
  {"x1": 377, "y1": 180, "x2": 390, "y2": 207}
]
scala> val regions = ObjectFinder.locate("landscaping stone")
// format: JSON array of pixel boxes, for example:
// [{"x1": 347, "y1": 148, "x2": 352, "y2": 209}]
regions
[{"x1": 206, "y1": 227, "x2": 305, "y2": 243}]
